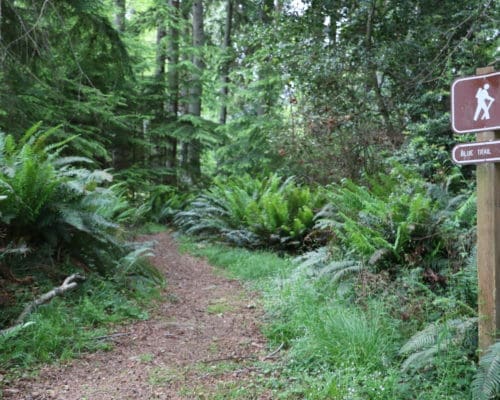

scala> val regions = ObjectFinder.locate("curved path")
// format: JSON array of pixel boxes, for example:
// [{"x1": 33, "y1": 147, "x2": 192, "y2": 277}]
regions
[{"x1": 6, "y1": 233, "x2": 272, "y2": 399}]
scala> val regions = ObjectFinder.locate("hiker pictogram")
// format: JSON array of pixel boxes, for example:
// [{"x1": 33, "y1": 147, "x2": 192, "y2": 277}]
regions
[
  {"x1": 474, "y1": 83, "x2": 495, "y2": 121},
  {"x1": 451, "y1": 71, "x2": 500, "y2": 133}
]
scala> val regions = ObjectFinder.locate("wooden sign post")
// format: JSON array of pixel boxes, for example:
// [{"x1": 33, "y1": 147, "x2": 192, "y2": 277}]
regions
[
  {"x1": 451, "y1": 66, "x2": 500, "y2": 352},
  {"x1": 475, "y1": 66, "x2": 500, "y2": 352}
]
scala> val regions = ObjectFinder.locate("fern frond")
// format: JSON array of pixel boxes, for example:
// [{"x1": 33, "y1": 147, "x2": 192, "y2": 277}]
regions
[
  {"x1": 400, "y1": 318, "x2": 477, "y2": 373},
  {"x1": 399, "y1": 322, "x2": 441, "y2": 355},
  {"x1": 295, "y1": 246, "x2": 332, "y2": 269},
  {"x1": 51, "y1": 156, "x2": 94, "y2": 167},
  {"x1": 473, "y1": 342, "x2": 500, "y2": 400},
  {"x1": 455, "y1": 192, "x2": 477, "y2": 226},
  {"x1": 401, "y1": 346, "x2": 439, "y2": 372},
  {"x1": 321, "y1": 261, "x2": 363, "y2": 282},
  {"x1": 18, "y1": 121, "x2": 43, "y2": 148}
]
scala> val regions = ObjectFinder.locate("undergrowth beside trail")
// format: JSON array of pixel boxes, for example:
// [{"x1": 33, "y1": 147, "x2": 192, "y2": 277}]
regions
[
  {"x1": 0, "y1": 269, "x2": 163, "y2": 391},
  {"x1": 0, "y1": 124, "x2": 166, "y2": 393},
  {"x1": 181, "y1": 237, "x2": 478, "y2": 400},
  {"x1": 179, "y1": 238, "x2": 294, "y2": 281}
]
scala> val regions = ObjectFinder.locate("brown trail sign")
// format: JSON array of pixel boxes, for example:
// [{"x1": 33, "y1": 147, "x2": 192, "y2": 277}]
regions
[{"x1": 451, "y1": 70, "x2": 500, "y2": 134}]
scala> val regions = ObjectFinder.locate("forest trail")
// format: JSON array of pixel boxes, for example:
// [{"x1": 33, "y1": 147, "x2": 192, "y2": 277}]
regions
[{"x1": 6, "y1": 232, "x2": 273, "y2": 400}]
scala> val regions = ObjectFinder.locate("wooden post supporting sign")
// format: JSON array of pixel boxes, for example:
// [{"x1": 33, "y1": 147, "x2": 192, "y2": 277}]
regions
[
  {"x1": 452, "y1": 66, "x2": 500, "y2": 352},
  {"x1": 475, "y1": 66, "x2": 500, "y2": 352}
]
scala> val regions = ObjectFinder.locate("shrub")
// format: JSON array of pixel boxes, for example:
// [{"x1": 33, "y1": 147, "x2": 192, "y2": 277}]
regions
[
  {"x1": 0, "y1": 124, "x2": 140, "y2": 275},
  {"x1": 315, "y1": 164, "x2": 475, "y2": 272},
  {"x1": 114, "y1": 166, "x2": 190, "y2": 224},
  {"x1": 174, "y1": 174, "x2": 325, "y2": 251}
]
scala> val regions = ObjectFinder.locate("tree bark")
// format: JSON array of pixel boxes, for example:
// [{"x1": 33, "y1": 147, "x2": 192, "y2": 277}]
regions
[
  {"x1": 179, "y1": 6, "x2": 191, "y2": 179},
  {"x1": 219, "y1": 0, "x2": 233, "y2": 125},
  {"x1": 364, "y1": 0, "x2": 399, "y2": 146},
  {"x1": 111, "y1": 0, "x2": 128, "y2": 169},
  {"x1": 187, "y1": 0, "x2": 205, "y2": 182},
  {"x1": 155, "y1": 23, "x2": 167, "y2": 81},
  {"x1": 114, "y1": 0, "x2": 126, "y2": 33},
  {"x1": 166, "y1": 0, "x2": 180, "y2": 184},
  {"x1": 151, "y1": 17, "x2": 167, "y2": 170},
  {"x1": 256, "y1": 0, "x2": 275, "y2": 117}
]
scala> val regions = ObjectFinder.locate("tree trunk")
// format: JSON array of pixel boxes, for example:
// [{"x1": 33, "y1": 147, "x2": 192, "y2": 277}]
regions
[
  {"x1": 114, "y1": 0, "x2": 126, "y2": 33},
  {"x1": 364, "y1": 0, "x2": 399, "y2": 146},
  {"x1": 219, "y1": 0, "x2": 233, "y2": 125},
  {"x1": 256, "y1": 0, "x2": 275, "y2": 117},
  {"x1": 151, "y1": 17, "x2": 167, "y2": 170},
  {"x1": 166, "y1": 0, "x2": 180, "y2": 184},
  {"x1": 179, "y1": 6, "x2": 190, "y2": 180},
  {"x1": 111, "y1": 0, "x2": 128, "y2": 169},
  {"x1": 187, "y1": 0, "x2": 205, "y2": 182},
  {"x1": 155, "y1": 23, "x2": 167, "y2": 80}
]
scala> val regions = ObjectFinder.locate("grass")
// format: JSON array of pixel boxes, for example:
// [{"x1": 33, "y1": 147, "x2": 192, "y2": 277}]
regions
[
  {"x1": 207, "y1": 298, "x2": 234, "y2": 315},
  {"x1": 148, "y1": 366, "x2": 181, "y2": 386},
  {"x1": 138, "y1": 353, "x2": 155, "y2": 363},
  {"x1": 0, "y1": 273, "x2": 162, "y2": 387},
  {"x1": 181, "y1": 236, "x2": 477, "y2": 400},
  {"x1": 179, "y1": 238, "x2": 294, "y2": 282}
]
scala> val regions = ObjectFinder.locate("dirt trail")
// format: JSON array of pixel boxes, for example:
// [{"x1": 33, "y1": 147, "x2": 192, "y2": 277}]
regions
[{"x1": 5, "y1": 232, "x2": 273, "y2": 399}]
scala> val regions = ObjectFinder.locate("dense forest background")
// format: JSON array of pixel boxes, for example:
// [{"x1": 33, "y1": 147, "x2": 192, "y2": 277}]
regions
[
  {"x1": 0, "y1": 0, "x2": 499, "y2": 399},
  {"x1": 1, "y1": 0, "x2": 496, "y2": 185}
]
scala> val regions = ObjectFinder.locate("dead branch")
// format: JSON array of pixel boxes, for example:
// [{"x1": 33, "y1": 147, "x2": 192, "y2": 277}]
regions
[
  {"x1": 15, "y1": 273, "x2": 85, "y2": 325},
  {"x1": 0, "y1": 274, "x2": 85, "y2": 336},
  {"x1": 200, "y1": 354, "x2": 257, "y2": 364},
  {"x1": 0, "y1": 274, "x2": 85, "y2": 337},
  {"x1": 261, "y1": 342, "x2": 284, "y2": 361},
  {"x1": 93, "y1": 332, "x2": 130, "y2": 341},
  {"x1": 0, "y1": 321, "x2": 35, "y2": 338}
]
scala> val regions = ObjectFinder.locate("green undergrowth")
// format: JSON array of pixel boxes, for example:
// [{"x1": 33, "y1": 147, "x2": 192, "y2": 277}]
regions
[
  {"x1": 137, "y1": 221, "x2": 170, "y2": 235},
  {"x1": 175, "y1": 174, "x2": 325, "y2": 252},
  {"x1": 181, "y1": 236, "x2": 478, "y2": 400},
  {"x1": 179, "y1": 237, "x2": 294, "y2": 282},
  {"x1": 0, "y1": 272, "x2": 162, "y2": 387}
]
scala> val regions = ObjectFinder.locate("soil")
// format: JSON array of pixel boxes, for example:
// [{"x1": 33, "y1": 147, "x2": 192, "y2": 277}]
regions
[{"x1": 3, "y1": 232, "x2": 275, "y2": 399}]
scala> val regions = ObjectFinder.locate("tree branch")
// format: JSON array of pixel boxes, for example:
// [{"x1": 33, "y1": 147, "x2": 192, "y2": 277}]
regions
[
  {"x1": 0, "y1": 274, "x2": 86, "y2": 338},
  {"x1": 0, "y1": 274, "x2": 85, "y2": 336},
  {"x1": 15, "y1": 273, "x2": 85, "y2": 325}
]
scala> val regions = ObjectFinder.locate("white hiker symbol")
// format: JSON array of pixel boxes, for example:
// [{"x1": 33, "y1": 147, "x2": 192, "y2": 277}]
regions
[{"x1": 474, "y1": 83, "x2": 495, "y2": 121}]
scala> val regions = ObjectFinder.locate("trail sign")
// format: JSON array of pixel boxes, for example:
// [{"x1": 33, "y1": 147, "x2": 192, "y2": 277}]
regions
[
  {"x1": 452, "y1": 140, "x2": 500, "y2": 165},
  {"x1": 451, "y1": 71, "x2": 500, "y2": 134}
]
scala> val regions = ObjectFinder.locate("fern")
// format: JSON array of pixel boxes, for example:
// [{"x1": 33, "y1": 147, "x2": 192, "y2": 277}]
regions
[
  {"x1": 295, "y1": 246, "x2": 333, "y2": 269},
  {"x1": 316, "y1": 164, "x2": 475, "y2": 272},
  {"x1": 473, "y1": 342, "x2": 500, "y2": 400},
  {"x1": 455, "y1": 192, "x2": 477, "y2": 227},
  {"x1": 0, "y1": 124, "x2": 139, "y2": 275},
  {"x1": 175, "y1": 174, "x2": 325, "y2": 250},
  {"x1": 318, "y1": 260, "x2": 363, "y2": 282},
  {"x1": 401, "y1": 346, "x2": 440, "y2": 372},
  {"x1": 399, "y1": 318, "x2": 477, "y2": 372}
]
